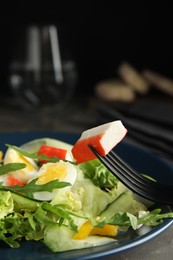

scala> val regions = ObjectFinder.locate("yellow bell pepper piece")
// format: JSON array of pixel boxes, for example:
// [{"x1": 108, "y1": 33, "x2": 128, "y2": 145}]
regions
[
  {"x1": 90, "y1": 224, "x2": 119, "y2": 236},
  {"x1": 73, "y1": 220, "x2": 119, "y2": 240},
  {"x1": 0, "y1": 151, "x2": 3, "y2": 163},
  {"x1": 73, "y1": 220, "x2": 93, "y2": 240}
]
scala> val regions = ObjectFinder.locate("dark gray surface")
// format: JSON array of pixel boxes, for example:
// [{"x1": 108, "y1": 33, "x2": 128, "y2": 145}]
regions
[{"x1": 105, "y1": 224, "x2": 173, "y2": 260}]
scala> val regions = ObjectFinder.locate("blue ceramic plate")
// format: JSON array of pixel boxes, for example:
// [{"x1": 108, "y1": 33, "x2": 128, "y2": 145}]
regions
[{"x1": 0, "y1": 132, "x2": 173, "y2": 260}]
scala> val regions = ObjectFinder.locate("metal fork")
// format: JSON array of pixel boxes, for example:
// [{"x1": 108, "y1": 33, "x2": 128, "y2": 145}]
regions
[{"x1": 88, "y1": 145, "x2": 173, "y2": 207}]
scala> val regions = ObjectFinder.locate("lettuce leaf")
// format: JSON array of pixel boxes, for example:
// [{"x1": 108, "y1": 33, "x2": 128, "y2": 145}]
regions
[
  {"x1": 79, "y1": 159, "x2": 119, "y2": 189},
  {"x1": 72, "y1": 174, "x2": 114, "y2": 218},
  {"x1": 0, "y1": 190, "x2": 14, "y2": 219},
  {"x1": 0, "y1": 192, "x2": 87, "y2": 248}
]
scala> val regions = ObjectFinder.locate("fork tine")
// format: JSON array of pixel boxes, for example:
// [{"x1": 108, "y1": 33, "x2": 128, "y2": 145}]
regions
[
  {"x1": 106, "y1": 153, "x2": 149, "y2": 188},
  {"x1": 106, "y1": 150, "x2": 173, "y2": 193},
  {"x1": 88, "y1": 144, "x2": 173, "y2": 206},
  {"x1": 88, "y1": 145, "x2": 149, "y2": 190},
  {"x1": 108, "y1": 150, "x2": 152, "y2": 186}
]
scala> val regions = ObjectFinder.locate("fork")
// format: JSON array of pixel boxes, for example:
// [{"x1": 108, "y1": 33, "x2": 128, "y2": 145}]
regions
[{"x1": 88, "y1": 145, "x2": 173, "y2": 207}]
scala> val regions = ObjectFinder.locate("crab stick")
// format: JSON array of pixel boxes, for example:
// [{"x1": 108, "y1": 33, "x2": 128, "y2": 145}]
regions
[{"x1": 72, "y1": 120, "x2": 127, "y2": 164}]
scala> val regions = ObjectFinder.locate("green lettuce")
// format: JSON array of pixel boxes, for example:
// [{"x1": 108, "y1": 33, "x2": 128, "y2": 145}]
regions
[
  {"x1": 0, "y1": 190, "x2": 14, "y2": 219},
  {"x1": 0, "y1": 191, "x2": 87, "y2": 248},
  {"x1": 71, "y1": 173, "x2": 114, "y2": 218},
  {"x1": 79, "y1": 159, "x2": 119, "y2": 189},
  {"x1": 91, "y1": 209, "x2": 173, "y2": 230}
]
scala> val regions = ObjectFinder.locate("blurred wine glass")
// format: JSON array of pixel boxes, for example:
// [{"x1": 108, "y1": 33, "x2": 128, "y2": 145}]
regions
[{"x1": 8, "y1": 25, "x2": 78, "y2": 109}]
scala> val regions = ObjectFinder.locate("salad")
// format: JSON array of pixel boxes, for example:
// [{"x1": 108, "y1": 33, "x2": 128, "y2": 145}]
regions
[{"x1": 0, "y1": 124, "x2": 173, "y2": 253}]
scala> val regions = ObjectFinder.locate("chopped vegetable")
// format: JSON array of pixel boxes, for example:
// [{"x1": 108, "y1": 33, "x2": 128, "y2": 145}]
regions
[
  {"x1": 72, "y1": 220, "x2": 93, "y2": 239},
  {"x1": 90, "y1": 224, "x2": 119, "y2": 237},
  {"x1": 38, "y1": 145, "x2": 72, "y2": 164},
  {"x1": 73, "y1": 219, "x2": 119, "y2": 240},
  {"x1": 6, "y1": 176, "x2": 24, "y2": 187},
  {"x1": 72, "y1": 120, "x2": 127, "y2": 164},
  {"x1": 0, "y1": 163, "x2": 26, "y2": 176}
]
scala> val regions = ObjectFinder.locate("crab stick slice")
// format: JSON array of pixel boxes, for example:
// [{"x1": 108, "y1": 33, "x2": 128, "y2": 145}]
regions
[
  {"x1": 72, "y1": 120, "x2": 127, "y2": 164},
  {"x1": 7, "y1": 176, "x2": 24, "y2": 187},
  {"x1": 38, "y1": 145, "x2": 73, "y2": 164}
]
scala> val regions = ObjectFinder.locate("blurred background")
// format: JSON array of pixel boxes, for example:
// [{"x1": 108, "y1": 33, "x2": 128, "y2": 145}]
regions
[{"x1": 0, "y1": 1, "x2": 173, "y2": 159}]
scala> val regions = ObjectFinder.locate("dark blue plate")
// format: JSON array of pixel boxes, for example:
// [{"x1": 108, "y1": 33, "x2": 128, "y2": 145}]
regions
[{"x1": 0, "y1": 132, "x2": 173, "y2": 260}]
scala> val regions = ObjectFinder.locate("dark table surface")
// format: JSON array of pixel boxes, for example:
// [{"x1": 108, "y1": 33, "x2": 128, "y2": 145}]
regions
[{"x1": 0, "y1": 94, "x2": 173, "y2": 260}]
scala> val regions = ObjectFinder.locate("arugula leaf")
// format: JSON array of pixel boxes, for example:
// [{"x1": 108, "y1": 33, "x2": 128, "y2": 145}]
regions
[
  {"x1": 138, "y1": 209, "x2": 173, "y2": 226},
  {"x1": 0, "y1": 163, "x2": 26, "y2": 176},
  {"x1": 42, "y1": 203, "x2": 87, "y2": 219},
  {"x1": 109, "y1": 212, "x2": 138, "y2": 230},
  {"x1": 38, "y1": 154, "x2": 60, "y2": 163},
  {"x1": 42, "y1": 203, "x2": 87, "y2": 231},
  {"x1": 6, "y1": 144, "x2": 38, "y2": 159},
  {"x1": 0, "y1": 179, "x2": 71, "y2": 199},
  {"x1": 33, "y1": 206, "x2": 56, "y2": 225},
  {"x1": 91, "y1": 209, "x2": 173, "y2": 231},
  {"x1": 5, "y1": 144, "x2": 66, "y2": 163},
  {"x1": 92, "y1": 212, "x2": 138, "y2": 230}
]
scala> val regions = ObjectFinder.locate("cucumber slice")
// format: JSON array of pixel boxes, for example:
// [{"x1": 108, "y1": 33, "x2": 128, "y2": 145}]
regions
[
  {"x1": 100, "y1": 192, "x2": 147, "y2": 218},
  {"x1": 11, "y1": 192, "x2": 40, "y2": 211},
  {"x1": 44, "y1": 224, "x2": 114, "y2": 252}
]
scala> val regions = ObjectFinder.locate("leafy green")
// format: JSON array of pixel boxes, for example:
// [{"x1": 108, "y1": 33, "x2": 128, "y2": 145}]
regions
[
  {"x1": 138, "y1": 209, "x2": 173, "y2": 226},
  {"x1": 0, "y1": 207, "x2": 52, "y2": 247},
  {"x1": 0, "y1": 141, "x2": 172, "y2": 253},
  {"x1": 0, "y1": 163, "x2": 26, "y2": 176},
  {"x1": 38, "y1": 154, "x2": 61, "y2": 163},
  {"x1": 0, "y1": 193, "x2": 88, "y2": 248},
  {"x1": 51, "y1": 189, "x2": 82, "y2": 211},
  {"x1": 5, "y1": 144, "x2": 69, "y2": 163},
  {"x1": 0, "y1": 190, "x2": 14, "y2": 219},
  {"x1": 0, "y1": 212, "x2": 26, "y2": 248},
  {"x1": 79, "y1": 159, "x2": 119, "y2": 189},
  {"x1": 72, "y1": 175, "x2": 113, "y2": 218},
  {"x1": 6, "y1": 144, "x2": 38, "y2": 159},
  {"x1": 91, "y1": 209, "x2": 173, "y2": 230},
  {"x1": 0, "y1": 179, "x2": 71, "y2": 199},
  {"x1": 91, "y1": 212, "x2": 138, "y2": 230},
  {"x1": 42, "y1": 203, "x2": 87, "y2": 231}
]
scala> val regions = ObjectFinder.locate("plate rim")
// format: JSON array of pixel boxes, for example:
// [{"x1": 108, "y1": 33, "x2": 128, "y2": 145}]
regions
[{"x1": 0, "y1": 131, "x2": 173, "y2": 259}]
